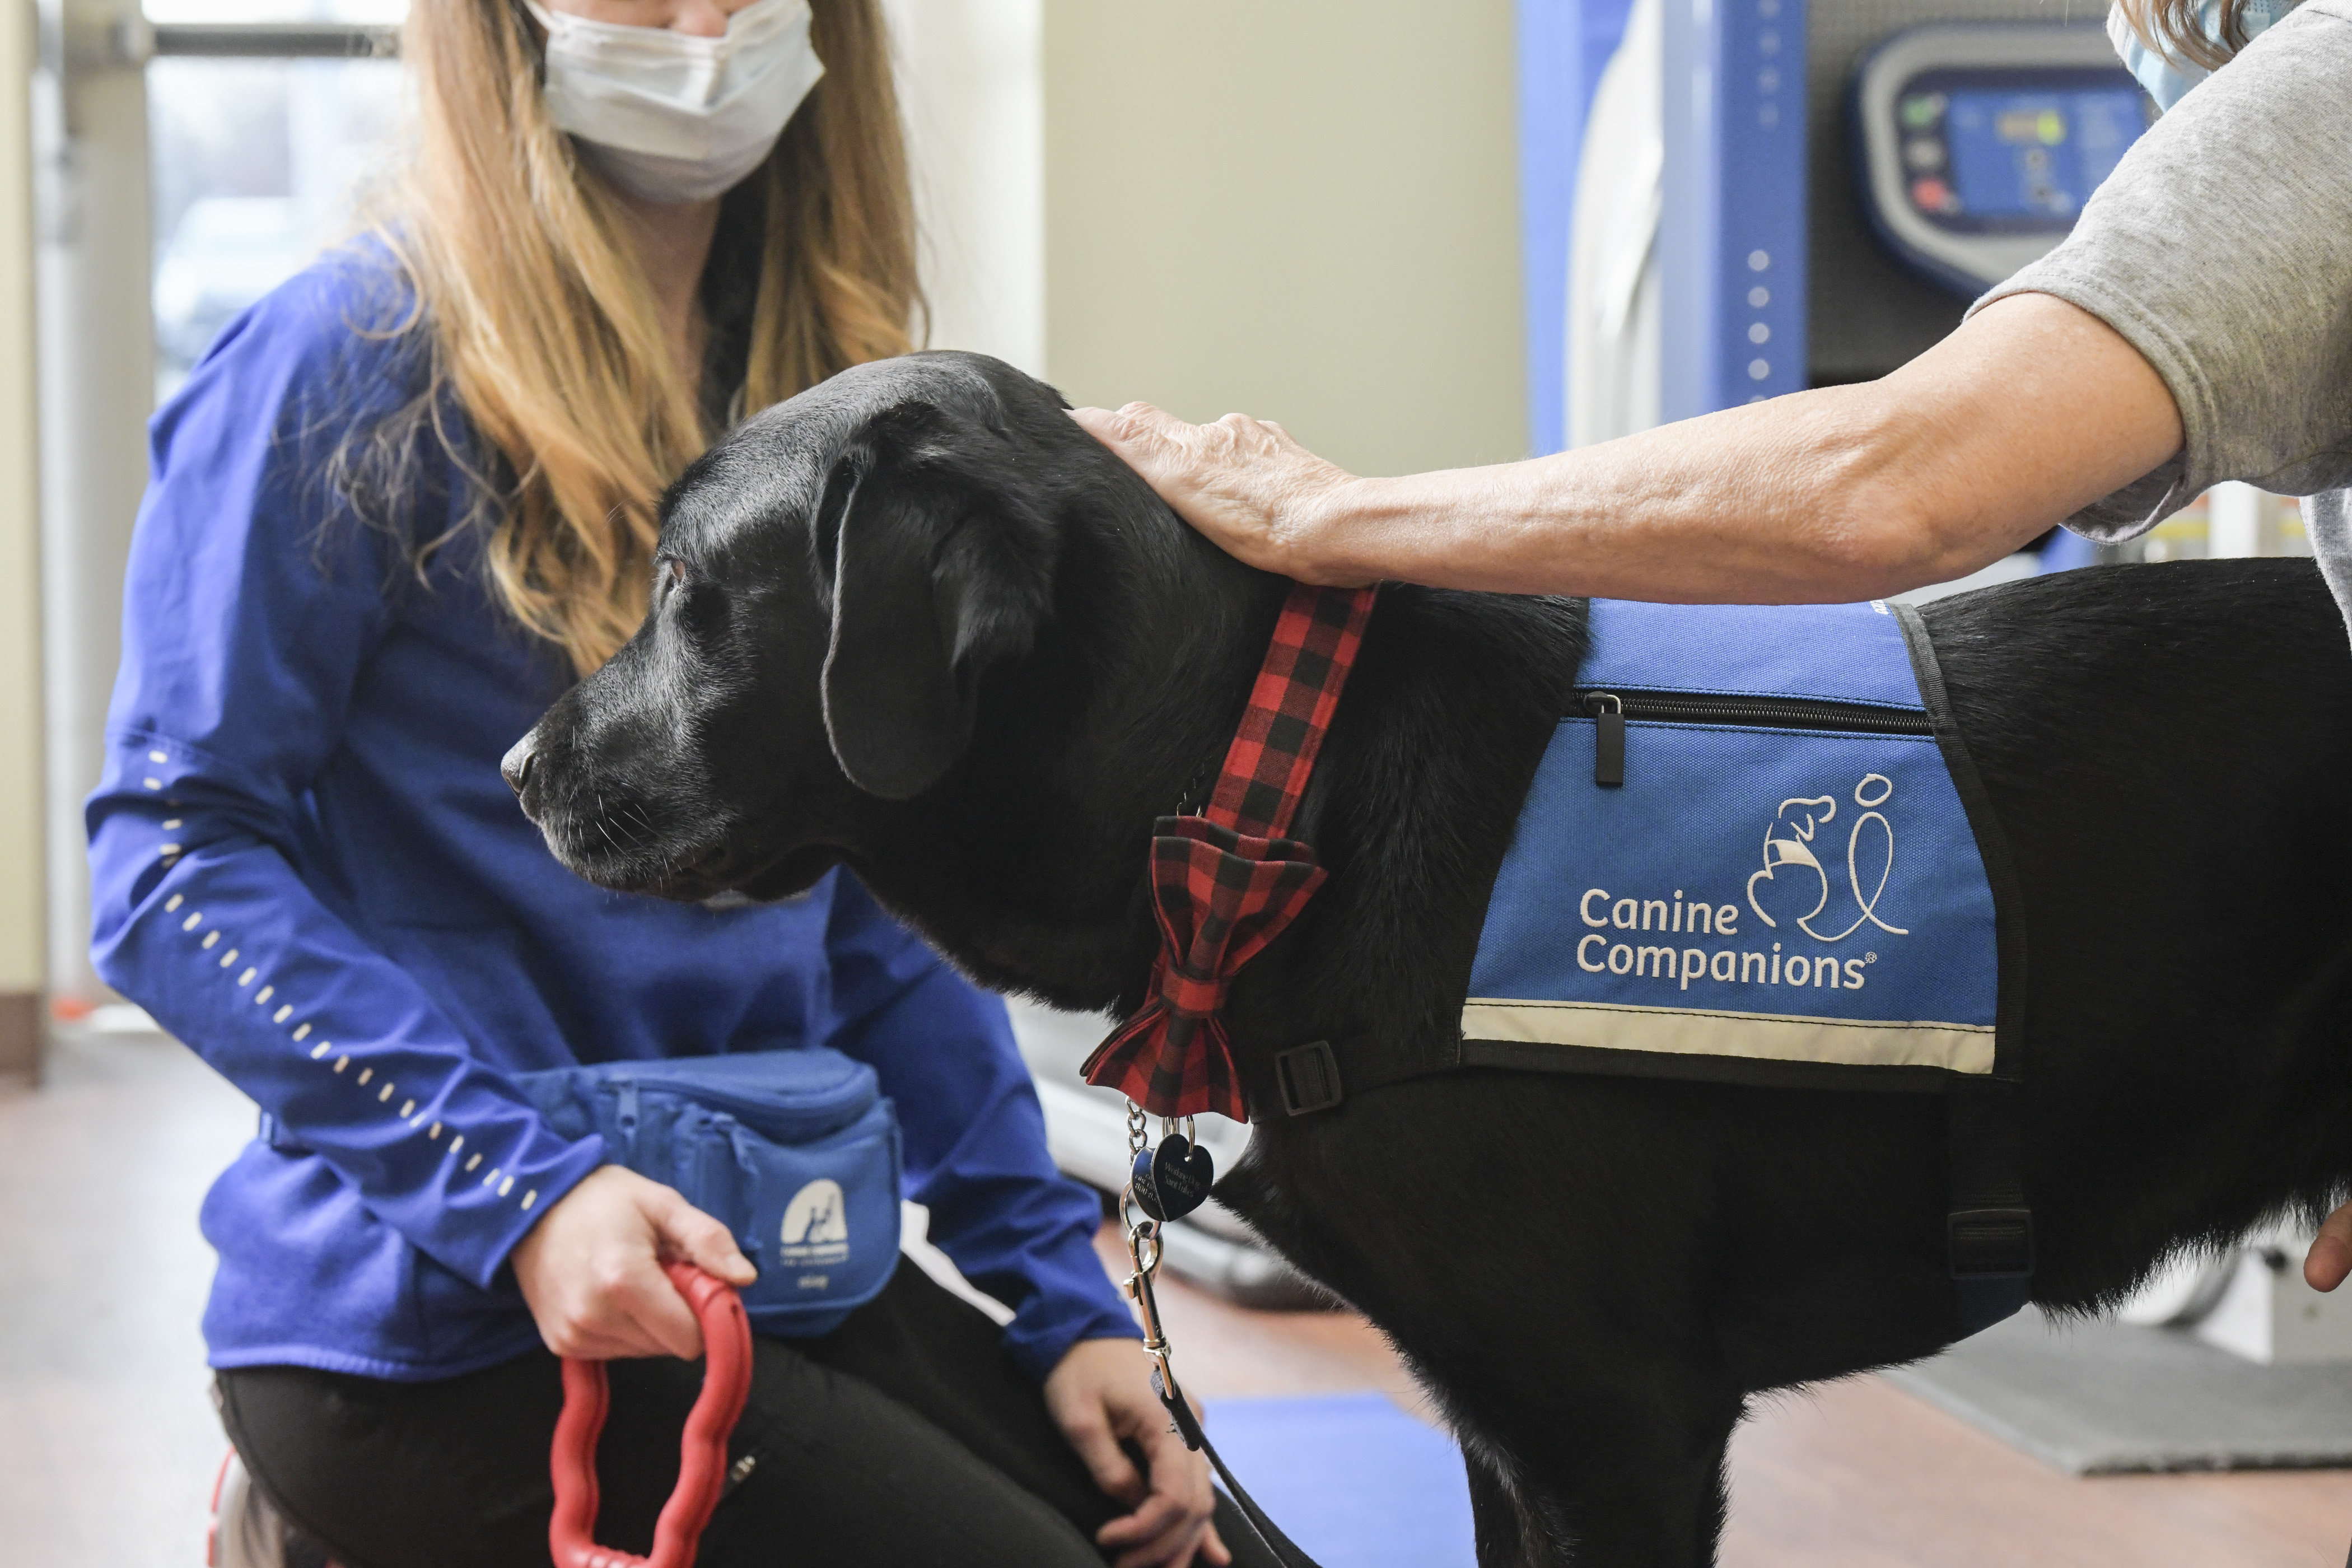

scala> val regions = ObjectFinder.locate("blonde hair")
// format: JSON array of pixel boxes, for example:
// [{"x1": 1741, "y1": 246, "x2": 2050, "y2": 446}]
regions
[
  {"x1": 367, "y1": 0, "x2": 919, "y2": 674},
  {"x1": 2113, "y1": 0, "x2": 2267, "y2": 71}
]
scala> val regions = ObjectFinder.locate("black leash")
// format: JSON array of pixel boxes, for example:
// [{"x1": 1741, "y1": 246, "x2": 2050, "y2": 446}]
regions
[
  {"x1": 1154, "y1": 1362, "x2": 1323, "y2": 1568},
  {"x1": 1117, "y1": 1103, "x2": 1327, "y2": 1568},
  {"x1": 1120, "y1": 1209, "x2": 1327, "y2": 1568}
]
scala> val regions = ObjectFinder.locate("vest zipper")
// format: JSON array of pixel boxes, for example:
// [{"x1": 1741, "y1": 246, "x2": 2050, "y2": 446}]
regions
[{"x1": 1579, "y1": 689, "x2": 1934, "y2": 787}]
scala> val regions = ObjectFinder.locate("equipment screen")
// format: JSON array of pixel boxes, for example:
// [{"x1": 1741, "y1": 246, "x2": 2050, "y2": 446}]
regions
[{"x1": 1893, "y1": 69, "x2": 2153, "y2": 234}]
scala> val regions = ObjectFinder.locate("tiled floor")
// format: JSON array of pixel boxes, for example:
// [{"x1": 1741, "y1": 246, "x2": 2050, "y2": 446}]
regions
[
  {"x1": 7, "y1": 1028, "x2": 2351, "y2": 1567},
  {"x1": 0, "y1": 1029, "x2": 255, "y2": 1566}
]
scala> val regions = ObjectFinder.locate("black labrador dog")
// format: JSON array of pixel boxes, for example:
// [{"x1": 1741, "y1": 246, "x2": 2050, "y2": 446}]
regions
[{"x1": 505, "y1": 352, "x2": 2352, "y2": 1567}]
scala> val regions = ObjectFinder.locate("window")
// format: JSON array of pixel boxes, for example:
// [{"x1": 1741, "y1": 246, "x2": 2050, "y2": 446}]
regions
[{"x1": 146, "y1": 0, "x2": 406, "y2": 396}]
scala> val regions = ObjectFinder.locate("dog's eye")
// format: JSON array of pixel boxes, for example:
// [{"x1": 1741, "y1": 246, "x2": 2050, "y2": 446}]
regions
[{"x1": 666, "y1": 558, "x2": 687, "y2": 585}]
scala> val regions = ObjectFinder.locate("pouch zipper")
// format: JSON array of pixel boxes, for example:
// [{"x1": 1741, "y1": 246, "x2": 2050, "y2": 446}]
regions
[
  {"x1": 587, "y1": 1070, "x2": 873, "y2": 1144},
  {"x1": 1579, "y1": 689, "x2": 1933, "y2": 787}
]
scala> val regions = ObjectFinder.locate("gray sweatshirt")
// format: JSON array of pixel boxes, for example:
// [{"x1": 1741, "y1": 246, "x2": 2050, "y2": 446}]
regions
[{"x1": 1968, "y1": 0, "x2": 2352, "y2": 634}]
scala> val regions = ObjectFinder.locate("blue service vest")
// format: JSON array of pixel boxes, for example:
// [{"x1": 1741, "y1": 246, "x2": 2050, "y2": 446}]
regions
[{"x1": 1462, "y1": 599, "x2": 2010, "y2": 1086}]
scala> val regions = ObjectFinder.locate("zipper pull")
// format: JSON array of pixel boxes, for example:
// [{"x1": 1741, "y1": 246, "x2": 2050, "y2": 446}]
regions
[{"x1": 1588, "y1": 693, "x2": 1625, "y2": 787}]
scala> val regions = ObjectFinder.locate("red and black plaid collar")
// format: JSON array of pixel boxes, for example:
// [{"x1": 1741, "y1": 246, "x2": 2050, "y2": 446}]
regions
[{"x1": 1080, "y1": 582, "x2": 1379, "y2": 1121}]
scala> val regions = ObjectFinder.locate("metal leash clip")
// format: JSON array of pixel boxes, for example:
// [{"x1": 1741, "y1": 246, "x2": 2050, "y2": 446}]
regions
[
  {"x1": 1119, "y1": 1099, "x2": 1184, "y2": 1402},
  {"x1": 1121, "y1": 1198, "x2": 1183, "y2": 1406}
]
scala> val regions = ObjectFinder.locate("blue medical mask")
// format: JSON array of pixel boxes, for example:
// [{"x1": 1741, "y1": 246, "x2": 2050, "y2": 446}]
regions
[{"x1": 2108, "y1": 0, "x2": 2295, "y2": 111}]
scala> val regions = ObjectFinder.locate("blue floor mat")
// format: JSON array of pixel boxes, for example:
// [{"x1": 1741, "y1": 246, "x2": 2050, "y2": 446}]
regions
[{"x1": 1202, "y1": 1393, "x2": 1476, "y2": 1567}]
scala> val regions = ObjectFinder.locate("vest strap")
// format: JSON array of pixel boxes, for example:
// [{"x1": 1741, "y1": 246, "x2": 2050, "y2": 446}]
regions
[
  {"x1": 1262, "y1": 1030, "x2": 1463, "y2": 1117},
  {"x1": 1947, "y1": 1076, "x2": 2033, "y2": 1333}
]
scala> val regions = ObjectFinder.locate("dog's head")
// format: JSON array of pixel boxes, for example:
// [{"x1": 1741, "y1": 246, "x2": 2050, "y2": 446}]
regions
[{"x1": 505, "y1": 351, "x2": 1270, "y2": 981}]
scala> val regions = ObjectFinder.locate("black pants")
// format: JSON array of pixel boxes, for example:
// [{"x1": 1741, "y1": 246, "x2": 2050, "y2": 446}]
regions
[{"x1": 220, "y1": 1259, "x2": 1278, "y2": 1568}]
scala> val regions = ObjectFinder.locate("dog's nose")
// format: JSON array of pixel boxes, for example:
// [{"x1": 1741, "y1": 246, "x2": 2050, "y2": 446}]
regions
[{"x1": 500, "y1": 734, "x2": 539, "y2": 801}]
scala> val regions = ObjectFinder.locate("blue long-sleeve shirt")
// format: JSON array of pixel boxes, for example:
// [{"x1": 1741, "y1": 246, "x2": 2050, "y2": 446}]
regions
[{"x1": 87, "y1": 248, "x2": 1134, "y2": 1382}]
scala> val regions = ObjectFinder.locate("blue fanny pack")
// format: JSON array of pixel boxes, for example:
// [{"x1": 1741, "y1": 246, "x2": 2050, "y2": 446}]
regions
[{"x1": 515, "y1": 1049, "x2": 903, "y2": 1337}]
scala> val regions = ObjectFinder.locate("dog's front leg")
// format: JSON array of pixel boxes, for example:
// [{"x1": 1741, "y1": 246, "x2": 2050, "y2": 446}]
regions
[
  {"x1": 1446, "y1": 1360, "x2": 1739, "y2": 1567},
  {"x1": 1240, "y1": 1074, "x2": 1754, "y2": 1567},
  {"x1": 1462, "y1": 1442, "x2": 1544, "y2": 1568}
]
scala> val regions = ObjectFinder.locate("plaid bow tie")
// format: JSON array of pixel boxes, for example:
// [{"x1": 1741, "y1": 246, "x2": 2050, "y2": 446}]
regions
[{"x1": 1081, "y1": 582, "x2": 1379, "y2": 1121}]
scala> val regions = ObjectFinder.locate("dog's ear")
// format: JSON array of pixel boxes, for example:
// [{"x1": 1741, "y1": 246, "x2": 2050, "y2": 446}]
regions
[{"x1": 817, "y1": 405, "x2": 1055, "y2": 800}]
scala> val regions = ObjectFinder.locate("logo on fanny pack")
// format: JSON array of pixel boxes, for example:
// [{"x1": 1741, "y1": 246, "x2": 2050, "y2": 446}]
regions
[
  {"x1": 780, "y1": 1178, "x2": 851, "y2": 1268},
  {"x1": 1747, "y1": 773, "x2": 1910, "y2": 943}
]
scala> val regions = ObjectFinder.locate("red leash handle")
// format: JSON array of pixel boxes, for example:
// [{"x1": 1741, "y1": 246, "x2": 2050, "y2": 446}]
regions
[{"x1": 549, "y1": 1261, "x2": 753, "y2": 1568}]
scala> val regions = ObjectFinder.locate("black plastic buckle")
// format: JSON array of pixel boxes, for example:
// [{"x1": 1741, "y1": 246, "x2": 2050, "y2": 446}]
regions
[
  {"x1": 1947, "y1": 1206, "x2": 2034, "y2": 1279},
  {"x1": 1275, "y1": 1040, "x2": 1344, "y2": 1116}
]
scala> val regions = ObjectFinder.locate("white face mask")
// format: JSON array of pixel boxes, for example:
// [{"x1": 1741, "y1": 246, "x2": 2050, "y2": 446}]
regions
[
  {"x1": 526, "y1": 0, "x2": 825, "y2": 204},
  {"x1": 2106, "y1": 0, "x2": 2294, "y2": 112}
]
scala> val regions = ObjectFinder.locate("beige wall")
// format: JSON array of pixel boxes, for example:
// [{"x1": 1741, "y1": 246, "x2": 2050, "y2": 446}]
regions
[
  {"x1": 890, "y1": 0, "x2": 1047, "y2": 377},
  {"x1": 0, "y1": 0, "x2": 41, "y2": 1070},
  {"x1": 1043, "y1": 0, "x2": 1525, "y2": 479}
]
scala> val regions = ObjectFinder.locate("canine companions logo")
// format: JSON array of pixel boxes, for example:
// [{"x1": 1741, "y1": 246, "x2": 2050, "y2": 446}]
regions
[
  {"x1": 1572, "y1": 772, "x2": 1918, "y2": 996},
  {"x1": 780, "y1": 1178, "x2": 851, "y2": 1270},
  {"x1": 1746, "y1": 774, "x2": 1910, "y2": 942}
]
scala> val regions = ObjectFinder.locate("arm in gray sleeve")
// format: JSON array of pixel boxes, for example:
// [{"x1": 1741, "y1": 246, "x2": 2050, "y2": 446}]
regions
[{"x1": 1969, "y1": 0, "x2": 2352, "y2": 539}]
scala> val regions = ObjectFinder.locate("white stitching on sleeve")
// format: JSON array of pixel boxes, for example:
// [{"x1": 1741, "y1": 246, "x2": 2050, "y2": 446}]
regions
[{"x1": 174, "y1": 885, "x2": 543, "y2": 1215}]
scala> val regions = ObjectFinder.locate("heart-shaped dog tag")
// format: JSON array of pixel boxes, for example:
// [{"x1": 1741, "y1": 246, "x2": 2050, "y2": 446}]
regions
[
  {"x1": 1145, "y1": 1134, "x2": 1215, "y2": 1222},
  {"x1": 1130, "y1": 1144, "x2": 1165, "y2": 1219}
]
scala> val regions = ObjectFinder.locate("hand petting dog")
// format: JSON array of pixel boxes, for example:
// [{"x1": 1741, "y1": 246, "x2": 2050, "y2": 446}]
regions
[{"x1": 1070, "y1": 403, "x2": 1368, "y2": 589}]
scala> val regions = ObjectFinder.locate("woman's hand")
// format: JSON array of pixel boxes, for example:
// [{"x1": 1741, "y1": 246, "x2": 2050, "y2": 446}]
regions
[
  {"x1": 510, "y1": 1164, "x2": 758, "y2": 1360},
  {"x1": 1044, "y1": 1336, "x2": 1231, "y2": 1568},
  {"x1": 1070, "y1": 403, "x2": 1370, "y2": 587}
]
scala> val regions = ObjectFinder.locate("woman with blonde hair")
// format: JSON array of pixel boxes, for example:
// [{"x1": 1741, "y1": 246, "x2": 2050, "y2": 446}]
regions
[{"x1": 88, "y1": 2, "x2": 1245, "y2": 1564}]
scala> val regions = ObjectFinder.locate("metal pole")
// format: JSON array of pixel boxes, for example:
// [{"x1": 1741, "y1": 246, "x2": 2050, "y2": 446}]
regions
[
  {"x1": 34, "y1": 0, "x2": 153, "y2": 1009},
  {"x1": 0, "y1": 0, "x2": 47, "y2": 1080},
  {"x1": 147, "y1": 22, "x2": 398, "y2": 58}
]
